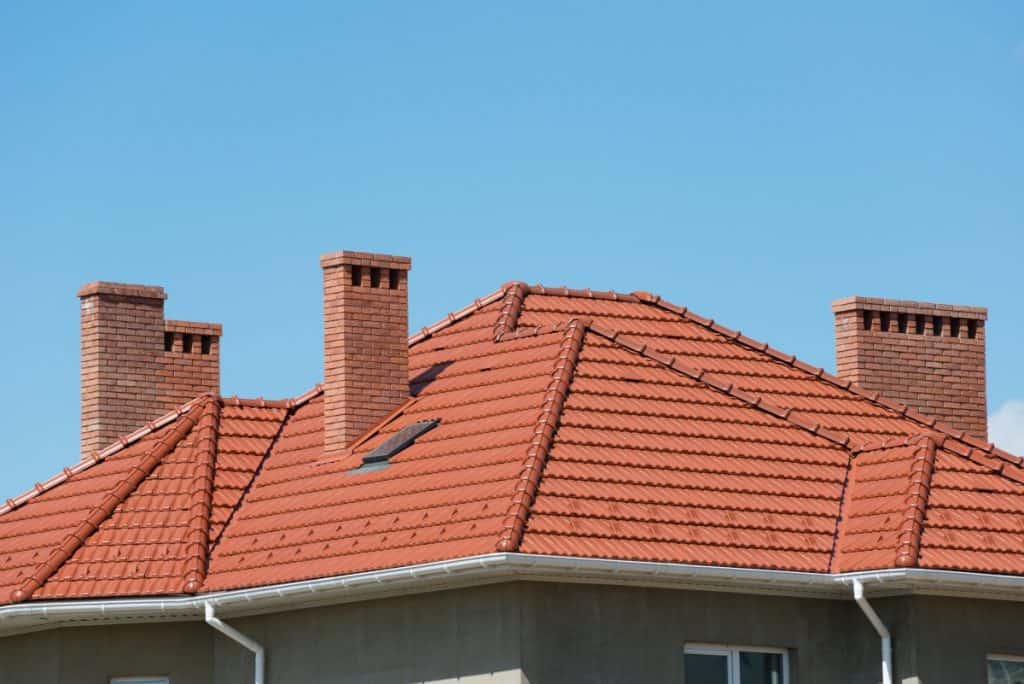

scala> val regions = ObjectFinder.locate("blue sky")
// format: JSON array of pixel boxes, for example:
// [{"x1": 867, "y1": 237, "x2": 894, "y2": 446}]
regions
[{"x1": 1, "y1": 2, "x2": 1021, "y2": 494}]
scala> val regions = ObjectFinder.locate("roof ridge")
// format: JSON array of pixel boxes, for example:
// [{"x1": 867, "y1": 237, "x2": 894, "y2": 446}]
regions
[
  {"x1": 10, "y1": 396, "x2": 211, "y2": 604},
  {"x1": 496, "y1": 320, "x2": 578, "y2": 342},
  {"x1": 221, "y1": 384, "x2": 324, "y2": 410},
  {"x1": 625, "y1": 289, "x2": 1024, "y2": 469},
  {"x1": 894, "y1": 436, "x2": 937, "y2": 568},
  {"x1": 853, "y1": 433, "x2": 937, "y2": 454},
  {"x1": 0, "y1": 387, "x2": 321, "y2": 522},
  {"x1": 181, "y1": 398, "x2": 221, "y2": 593},
  {"x1": 408, "y1": 285, "x2": 509, "y2": 347},
  {"x1": 493, "y1": 282, "x2": 528, "y2": 341},
  {"x1": 856, "y1": 431, "x2": 1024, "y2": 490},
  {"x1": 584, "y1": 322, "x2": 854, "y2": 452},
  {"x1": 496, "y1": 317, "x2": 588, "y2": 552},
  {"x1": 239, "y1": 282, "x2": 510, "y2": 417},
  {"x1": 587, "y1": 319, "x2": 1024, "y2": 488},
  {"x1": 516, "y1": 283, "x2": 1021, "y2": 468},
  {"x1": 524, "y1": 284, "x2": 641, "y2": 302},
  {"x1": 0, "y1": 394, "x2": 212, "y2": 517}
]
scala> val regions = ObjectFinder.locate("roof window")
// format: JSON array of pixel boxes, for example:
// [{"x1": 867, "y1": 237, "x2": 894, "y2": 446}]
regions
[{"x1": 351, "y1": 419, "x2": 440, "y2": 473}]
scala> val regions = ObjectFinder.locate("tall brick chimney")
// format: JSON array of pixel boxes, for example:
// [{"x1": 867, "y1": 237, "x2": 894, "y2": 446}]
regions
[
  {"x1": 78, "y1": 282, "x2": 222, "y2": 456},
  {"x1": 321, "y1": 251, "x2": 412, "y2": 457},
  {"x1": 832, "y1": 296, "x2": 988, "y2": 440}
]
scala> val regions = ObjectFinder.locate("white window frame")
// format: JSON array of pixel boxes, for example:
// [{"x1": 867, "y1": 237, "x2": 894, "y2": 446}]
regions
[
  {"x1": 685, "y1": 643, "x2": 790, "y2": 684},
  {"x1": 989, "y1": 654, "x2": 1024, "y2": 663},
  {"x1": 987, "y1": 654, "x2": 1024, "y2": 682}
]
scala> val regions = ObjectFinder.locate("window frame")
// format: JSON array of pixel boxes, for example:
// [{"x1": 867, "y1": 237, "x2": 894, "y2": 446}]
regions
[
  {"x1": 110, "y1": 678, "x2": 170, "y2": 684},
  {"x1": 684, "y1": 643, "x2": 790, "y2": 684},
  {"x1": 987, "y1": 654, "x2": 1024, "y2": 683}
]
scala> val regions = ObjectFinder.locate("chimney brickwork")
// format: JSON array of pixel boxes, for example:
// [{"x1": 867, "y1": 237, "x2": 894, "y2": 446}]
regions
[
  {"x1": 321, "y1": 251, "x2": 412, "y2": 457},
  {"x1": 78, "y1": 282, "x2": 221, "y2": 457},
  {"x1": 832, "y1": 296, "x2": 988, "y2": 440}
]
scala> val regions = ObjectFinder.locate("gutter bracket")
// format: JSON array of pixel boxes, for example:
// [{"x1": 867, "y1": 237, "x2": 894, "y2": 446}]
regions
[{"x1": 205, "y1": 602, "x2": 265, "y2": 684}]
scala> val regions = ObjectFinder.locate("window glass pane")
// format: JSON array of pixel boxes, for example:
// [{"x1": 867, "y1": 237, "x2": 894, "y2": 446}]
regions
[
  {"x1": 740, "y1": 651, "x2": 784, "y2": 684},
  {"x1": 989, "y1": 659, "x2": 1024, "y2": 684},
  {"x1": 685, "y1": 653, "x2": 729, "y2": 684}
]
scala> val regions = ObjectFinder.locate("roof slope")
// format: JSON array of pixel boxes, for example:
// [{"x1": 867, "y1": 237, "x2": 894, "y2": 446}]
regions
[
  {"x1": 204, "y1": 321, "x2": 575, "y2": 590},
  {"x1": 519, "y1": 329, "x2": 847, "y2": 572},
  {"x1": 4, "y1": 282, "x2": 1024, "y2": 604}
]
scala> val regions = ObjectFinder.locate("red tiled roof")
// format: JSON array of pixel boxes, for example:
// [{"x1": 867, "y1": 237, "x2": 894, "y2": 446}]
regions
[{"x1": 4, "y1": 283, "x2": 1024, "y2": 603}]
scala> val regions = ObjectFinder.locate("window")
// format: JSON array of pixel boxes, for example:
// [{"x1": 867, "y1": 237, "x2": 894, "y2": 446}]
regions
[
  {"x1": 989, "y1": 655, "x2": 1024, "y2": 684},
  {"x1": 684, "y1": 644, "x2": 788, "y2": 684}
]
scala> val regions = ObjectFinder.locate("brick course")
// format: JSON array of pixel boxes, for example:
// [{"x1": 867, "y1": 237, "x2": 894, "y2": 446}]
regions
[
  {"x1": 78, "y1": 282, "x2": 221, "y2": 456},
  {"x1": 321, "y1": 251, "x2": 412, "y2": 457},
  {"x1": 833, "y1": 296, "x2": 987, "y2": 440}
]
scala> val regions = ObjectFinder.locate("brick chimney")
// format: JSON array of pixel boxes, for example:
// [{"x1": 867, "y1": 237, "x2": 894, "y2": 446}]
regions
[
  {"x1": 78, "y1": 282, "x2": 221, "y2": 456},
  {"x1": 321, "y1": 251, "x2": 412, "y2": 457},
  {"x1": 832, "y1": 296, "x2": 988, "y2": 440},
  {"x1": 323, "y1": 249, "x2": 411, "y2": 454}
]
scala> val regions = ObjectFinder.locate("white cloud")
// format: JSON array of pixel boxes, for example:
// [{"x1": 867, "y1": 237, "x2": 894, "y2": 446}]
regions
[{"x1": 989, "y1": 400, "x2": 1024, "y2": 455}]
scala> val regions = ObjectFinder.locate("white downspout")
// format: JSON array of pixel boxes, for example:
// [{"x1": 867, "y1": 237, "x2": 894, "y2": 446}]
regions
[
  {"x1": 852, "y1": 579, "x2": 892, "y2": 684},
  {"x1": 205, "y1": 601, "x2": 265, "y2": 684}
]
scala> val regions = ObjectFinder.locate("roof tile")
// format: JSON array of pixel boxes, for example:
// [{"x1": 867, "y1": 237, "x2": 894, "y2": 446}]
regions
[{"x1": 6, "y1": 283, "x2": 1024, "y2": 603}]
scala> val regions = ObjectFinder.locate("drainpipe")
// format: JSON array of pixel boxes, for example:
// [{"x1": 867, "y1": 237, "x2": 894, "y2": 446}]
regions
[
  {"x1": 205, "y1": 602, "x2": 265, "y2": 684},
  {"x1": 852, "y1": 579, "x2": 892, "y2": 684}
]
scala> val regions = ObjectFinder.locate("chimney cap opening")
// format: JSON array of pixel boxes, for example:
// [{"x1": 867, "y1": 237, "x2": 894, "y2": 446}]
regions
[{"x1": 832, "y1": 294, "x2": 989, "y2": 441}]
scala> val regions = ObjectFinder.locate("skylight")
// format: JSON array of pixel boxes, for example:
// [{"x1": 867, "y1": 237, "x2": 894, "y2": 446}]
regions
[{"x1": 353, "y1": 419, "x2": 440, "y2": 472}]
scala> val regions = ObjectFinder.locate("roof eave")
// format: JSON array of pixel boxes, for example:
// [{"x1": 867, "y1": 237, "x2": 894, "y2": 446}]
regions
[{"x1": 4, "y1": 555, "x2": 1024, "y2": 638}]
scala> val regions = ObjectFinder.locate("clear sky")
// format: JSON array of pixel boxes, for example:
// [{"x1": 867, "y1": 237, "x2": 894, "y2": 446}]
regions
[{"x1": 1, "y1": 2, "x2": 1021, "y2": 494}]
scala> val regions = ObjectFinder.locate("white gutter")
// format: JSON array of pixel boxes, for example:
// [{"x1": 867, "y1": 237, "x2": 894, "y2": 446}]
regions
[
  {"x1": 852, "y1": 579, "x2": 892, "y2": 684},
  {"x1": 205, "y1": 602, "x2": 265, "y2": 684},
  {"x1": 2, "y1": 554, "x2": 1024, "y2": 638}
]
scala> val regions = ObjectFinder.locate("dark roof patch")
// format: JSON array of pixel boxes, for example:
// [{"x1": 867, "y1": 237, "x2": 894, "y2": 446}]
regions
[{"x1": 354, "y1": 419, "x2": 440, "y2": 472}]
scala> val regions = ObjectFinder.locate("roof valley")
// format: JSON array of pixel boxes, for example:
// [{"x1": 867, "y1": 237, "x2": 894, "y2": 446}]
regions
[
  {"x1": 493, "y1": 282, "x2": 527, "y2": 341},
  {"x1": 826, "y1": 449, "x2": 855, "y2": 574},
  {"x1": 202, "y1": 399, "x2": 296, "y2": 575}
]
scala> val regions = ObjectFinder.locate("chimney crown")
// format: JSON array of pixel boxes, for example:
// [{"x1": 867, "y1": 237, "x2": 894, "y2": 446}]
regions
[
  {"x1": 832, "y1": 295, "x2": 988, "y2": 440},
  {"x1": 76, "y1": 282, "x2": 168, "y2": 300}
]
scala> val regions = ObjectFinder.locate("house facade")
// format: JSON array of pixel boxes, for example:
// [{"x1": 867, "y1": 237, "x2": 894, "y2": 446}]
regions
[{"x1": 1, "y1": 250, "x2": 1022, "y2": 684}]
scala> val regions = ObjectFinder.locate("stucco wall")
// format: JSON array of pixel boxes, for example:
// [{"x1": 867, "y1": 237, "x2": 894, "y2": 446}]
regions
[
  {"x1": 0, "y1": 582, "x2": 1016, "y2": 684},
  {"x1": 0, "y1": 584, "x2": 523, "y2": 684},
  {"x1": 518, "y1": 582, "x2": 883, "y2": 684},
  {"x1": 903, "y1": 595, "x2": 1024, "y2": 683},
  {"x1": 215, "y1": 583, "x2": 523, "y2": 684},
  {"x1": 0, "y1": 621, "x2": 213, "y2": 684}
]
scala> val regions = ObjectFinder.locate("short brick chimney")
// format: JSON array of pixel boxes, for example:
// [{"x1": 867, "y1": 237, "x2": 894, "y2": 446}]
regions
[
  {"x1": 832, "y1": 296, "x2": 988, "y2": 440},
  {"x1": 78, "y1": 282, "x2": 221, "y2": 456},
  {"x1": 321, "y1": 251, "x2": 412, "y2": 457}
]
